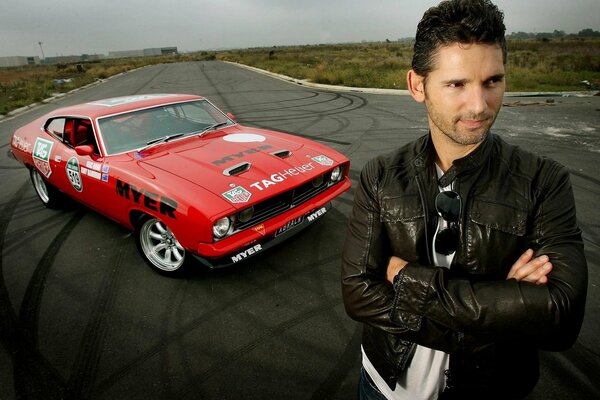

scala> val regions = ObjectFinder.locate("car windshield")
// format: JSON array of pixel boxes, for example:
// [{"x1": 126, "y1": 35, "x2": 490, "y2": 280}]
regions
[{"x1": 97, "y1": 99, "x2": 233, "y2": 155}]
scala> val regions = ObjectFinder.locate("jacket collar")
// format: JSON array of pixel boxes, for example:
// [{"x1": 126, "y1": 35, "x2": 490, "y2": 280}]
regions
[{"x1": 412, "y1": 132, "x2": 494, "y2": 187}]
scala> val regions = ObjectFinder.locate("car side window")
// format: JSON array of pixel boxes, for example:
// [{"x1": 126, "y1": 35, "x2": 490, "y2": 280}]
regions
[
  {"x1": 64, "y1": 118, "x2": 100, "y2": 155},
  {"x1": 45, "y1": 118, "x2": 67, "y2": 141}
]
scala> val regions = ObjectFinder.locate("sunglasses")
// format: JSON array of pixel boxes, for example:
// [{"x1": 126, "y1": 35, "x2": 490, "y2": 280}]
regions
[{"x1": 435, "y1": 190, "x2": 462, "y2": 255}]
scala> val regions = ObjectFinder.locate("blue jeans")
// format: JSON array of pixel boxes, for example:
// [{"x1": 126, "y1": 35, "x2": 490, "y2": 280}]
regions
[{"x1": 358, "y1": 367, "x2": 388, "y2": 400}]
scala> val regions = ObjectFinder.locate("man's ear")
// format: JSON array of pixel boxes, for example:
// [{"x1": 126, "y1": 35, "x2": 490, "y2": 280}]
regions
[{"x1": 407, "y1": 69, "x2": 426, "y2": 103}]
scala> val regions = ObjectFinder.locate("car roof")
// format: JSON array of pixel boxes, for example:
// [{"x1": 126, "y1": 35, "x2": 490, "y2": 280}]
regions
[{"x1": 51, "y1": 94, "x2": 205, "y2": 119}]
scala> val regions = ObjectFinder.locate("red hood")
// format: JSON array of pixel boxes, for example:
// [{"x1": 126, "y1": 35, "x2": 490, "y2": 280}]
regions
[{"x1": 136, "y1": 128, "x2": 342, "y2": 208}]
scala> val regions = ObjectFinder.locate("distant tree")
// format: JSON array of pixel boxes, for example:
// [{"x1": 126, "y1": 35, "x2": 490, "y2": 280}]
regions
[{"x1": 578, "y1": 28, "x2": 600, "y2": 37}]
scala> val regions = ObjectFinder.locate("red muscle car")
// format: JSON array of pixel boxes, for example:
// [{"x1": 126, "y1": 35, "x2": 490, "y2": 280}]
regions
[{"x1": 10, "y1": 94, "x2": 351, "y2": 275}]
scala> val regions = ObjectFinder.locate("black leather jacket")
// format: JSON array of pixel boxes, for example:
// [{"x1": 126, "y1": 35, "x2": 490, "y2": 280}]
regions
[{"x1": 341, "y1": 133, "x2": 587, "y2": 398}]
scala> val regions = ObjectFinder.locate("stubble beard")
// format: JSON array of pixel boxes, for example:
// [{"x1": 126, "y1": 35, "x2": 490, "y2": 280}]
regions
[{"x1": 430, "y1": 110, "x2": 497, "y2": 146}]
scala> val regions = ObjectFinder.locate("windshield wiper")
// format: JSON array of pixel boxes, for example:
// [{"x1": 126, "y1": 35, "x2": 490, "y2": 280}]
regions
[
  {"x1": 137, "y1": 133, "x2": 185, "y2": 153},
  {"x1": 198, "y1": 122, "x2": 228, "y2": 137}
]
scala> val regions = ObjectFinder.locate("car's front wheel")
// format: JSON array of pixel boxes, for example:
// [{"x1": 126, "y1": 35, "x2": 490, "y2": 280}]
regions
[
  {"x1": 136, "y1": 216, "x2": 188, "y2": 275},
  {"x1": 30, "y1": 168, "x2": 62, "y2": 208}
]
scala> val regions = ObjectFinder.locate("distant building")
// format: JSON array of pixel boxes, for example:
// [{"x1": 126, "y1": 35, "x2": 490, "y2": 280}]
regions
[
  {"x1": 109, "y1": 47, "x2": 178, "y2": 59},
  {"x1": 108, "y1": 49, "x2": 145, "y2": 58},
  {"x1": 43, "y1": 54, "x2": 103, "y2": 65},
  {"x1": 0, "y1": 56, "x2": 40, "y2": 68}
]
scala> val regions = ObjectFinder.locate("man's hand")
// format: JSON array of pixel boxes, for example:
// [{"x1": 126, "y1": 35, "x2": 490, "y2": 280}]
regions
[
  {"x1": 387, "y1": 256, "x2": 408, "y2": 284},
  {"x1": 506, "y1": 248, "x2": 553, "y2": 285}
]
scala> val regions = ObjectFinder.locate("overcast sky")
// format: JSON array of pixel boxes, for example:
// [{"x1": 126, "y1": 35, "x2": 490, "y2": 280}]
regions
[{"x1": 1, "y1": 0, "x2": 598, "y2": 58}]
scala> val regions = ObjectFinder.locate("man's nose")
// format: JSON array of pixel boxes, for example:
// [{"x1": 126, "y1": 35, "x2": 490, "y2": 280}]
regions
[{"x1": 467, "y1": 86, "x2": 488, "y2": 115}]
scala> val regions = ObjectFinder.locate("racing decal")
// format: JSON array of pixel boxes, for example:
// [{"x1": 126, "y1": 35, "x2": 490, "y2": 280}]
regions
[
  {"x1": 66, "y1": 157, "x2": 83, "y2": 192},
  {"x1": 249, "y1": 162, "x2": 316, "y2": 191},
  {"x1": 212, "y1": 144, "x2": 273, "y2": 165},
  {"x1": 231, "y1": 244, "x2": 263, "y2": 263},
  {"x1": 275, "y1": 216, "x2": 304, "y2": 236},
  {"x1": 81, "y1": 161, "x2": 103, "y2": 180},
  {"x1": 115, "y1": 179, "x2": 178, "y2": 218},
  {"x1": 89, "y1": 94, "x2": 173, "y2": 107},
  {"x1": 307, "y1": 206, "x2": 328, "y2": 222},
  {"x1": 311, "y1": 155, "x2": 334, "y2": 166},
  {"x1": 12, "y1": 135, "x2": 31, "y2": 152},
  {"x1": 222, "y1": 133, "x2": 266, "y2": 143},
  {"x1": 275, "y1": 206, "x2": 328, "y2": 237},
  {"x1": 32, "y1": 138, "x2": 54, "y2": 178},
  {"x1": 102, "y1": 165, "x2": 110, "y2": 182},
  {"x1": 222, "y1": 186, "x2": 252, "y2": 204}
]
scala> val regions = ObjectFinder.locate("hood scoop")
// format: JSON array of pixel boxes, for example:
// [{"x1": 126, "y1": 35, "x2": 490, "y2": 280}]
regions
[
  {"x1": 271, "y1": 149, "x2": 292, "y2": 159},
  {"x1": 223, "y1": 162, "x2": 252, "y2": 176}
]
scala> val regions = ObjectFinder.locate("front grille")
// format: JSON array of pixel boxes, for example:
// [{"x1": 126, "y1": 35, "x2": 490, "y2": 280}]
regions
[{"x1": 233, "y1": 169, "x2": 340, "y2": 232}]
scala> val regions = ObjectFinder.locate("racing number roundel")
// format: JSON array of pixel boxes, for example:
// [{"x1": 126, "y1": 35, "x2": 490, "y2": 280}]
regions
[{"x1": 66, "y1": 157, "x2": 83, "y2": 192}]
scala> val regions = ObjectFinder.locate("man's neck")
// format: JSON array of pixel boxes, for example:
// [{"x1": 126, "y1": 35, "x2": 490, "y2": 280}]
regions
[{"x1": 431, "y1": 131, "x2": 484, "y2": 172}]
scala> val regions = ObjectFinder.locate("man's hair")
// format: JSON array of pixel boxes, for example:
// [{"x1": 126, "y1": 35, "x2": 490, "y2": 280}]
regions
[{"x1": 412, "y1": 0, "x2": 507, "y2": 77}]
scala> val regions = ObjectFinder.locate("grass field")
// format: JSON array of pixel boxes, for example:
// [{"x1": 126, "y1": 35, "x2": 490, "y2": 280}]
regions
[{"x1": 1, "y1": 38, "x2": 599, "y2": 116}]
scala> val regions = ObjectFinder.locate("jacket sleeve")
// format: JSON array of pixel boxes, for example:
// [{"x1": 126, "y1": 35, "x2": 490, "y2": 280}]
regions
[
  {"x1": 390, "y1": 162, "x2": 588, "y2": 351},
  {"x1": 341, "y1": 158, "x2": 403, "y2": 332},
  {"x1": 341, "y1": 158, "x2": 458, "y2": 350}
]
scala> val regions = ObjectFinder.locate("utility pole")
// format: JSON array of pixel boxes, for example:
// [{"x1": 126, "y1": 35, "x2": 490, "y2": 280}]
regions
[{"x1": 38, "y1": 41, "x2": 45, "y2": 61}]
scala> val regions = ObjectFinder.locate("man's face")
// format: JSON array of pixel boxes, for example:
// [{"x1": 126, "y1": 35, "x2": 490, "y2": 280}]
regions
[{"x1": 420, "y1": 43, "x2": 506, "y2": 146}]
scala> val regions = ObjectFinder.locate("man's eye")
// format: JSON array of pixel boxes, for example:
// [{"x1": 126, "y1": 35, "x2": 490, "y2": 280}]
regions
[
  {"x1": 487, "y1": 77, "x2": 504, "y2": 87},
  {"x1": 449, "y1": 82, "x2": 464, "y2": 88}
]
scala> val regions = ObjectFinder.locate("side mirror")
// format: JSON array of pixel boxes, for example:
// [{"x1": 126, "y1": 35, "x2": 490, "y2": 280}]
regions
[
  {"x1": 226, "y1": 112, "x2": 236, "y2": 122},
  {"x1": 75, "y1": 145, "x2": 95, "y2": 156}
]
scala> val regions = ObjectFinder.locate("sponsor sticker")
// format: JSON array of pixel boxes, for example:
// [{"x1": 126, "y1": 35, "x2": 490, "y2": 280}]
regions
[
  {"x1": 12, "y1": 135, "x2": 31, "y2": 152},
  {"x1": 253, "y1": 224, "x2": 266, "y2": 236},
  {"x1": 32, "y1": 138, "x2": 54, "y2": 178},
  {"x1": 249, "y1": 162, "x2": 316, "y2": 191},
  {"x1": 275, "y1": 206, "x2": 328, "y2": 237},
  {"x1": 312, "y1": 155, "x2": 334, "y2": 166},
  {"x1": 222, "y1": 186, "x2": 252, "y2": 203},
  {"x1": 231, "y1": 244, "x2": 263, "y2": 263},
  {"x1": 66, "y1": 157, "x2": 83, "y2": 192}
]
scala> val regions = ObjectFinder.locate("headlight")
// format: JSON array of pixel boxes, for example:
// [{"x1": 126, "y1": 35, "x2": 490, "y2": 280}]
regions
[
  {"x1": 238, "y1": 206, "x2": 254, "y2": 223},
  {"x1": 213, "y1": 217, "x2": 232, "y2": 239},
  {"x1": 330, "y1": 166, "x2": 342, "y2": 182}
]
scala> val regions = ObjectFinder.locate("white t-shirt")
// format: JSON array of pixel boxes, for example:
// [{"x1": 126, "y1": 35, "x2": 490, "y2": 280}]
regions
[{"x1": 362, "y1": 165, "x2": 453, "y2": 400}]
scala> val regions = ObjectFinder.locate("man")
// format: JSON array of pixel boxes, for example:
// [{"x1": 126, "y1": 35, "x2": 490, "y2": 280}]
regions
[{"x1": 341, "y1": 0, "x2": 588, "y2": 399}]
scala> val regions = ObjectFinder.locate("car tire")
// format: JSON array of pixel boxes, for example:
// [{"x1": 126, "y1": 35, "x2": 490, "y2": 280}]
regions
[
  {"x1": 30, "y1": 168, "x2": 62, "y2": 208},
  {"x1": 135, "y1": 215, "x2": 189, "y2": 276}
]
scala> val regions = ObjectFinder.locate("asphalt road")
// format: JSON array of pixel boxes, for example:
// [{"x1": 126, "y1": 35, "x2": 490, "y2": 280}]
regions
[{"x1": 1, "y1": 61, "x2": 599, "y2": 400}]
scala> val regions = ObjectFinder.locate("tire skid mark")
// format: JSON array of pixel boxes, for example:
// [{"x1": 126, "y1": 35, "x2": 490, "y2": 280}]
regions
[
  {"x1": 0, "y1": 182, "x2": 30, "y2": 348},
  {"x1": 195, "y1": 62, "x2": 237, "y2": 117},
  {"x1": 92, "y1": 252, "x2": 343, "y2": 396},
  {"x1": 241, "y1": 92, "x2": 368, "y2": 124},
  {"x1": 129, "y1": 64, "x2": 170, "y2": 95},
  {"x1": 176, "y1": 295, "x2": 343, "y2": 400},
  {"x1": 18, "y1": 210, "x2": 86, "y2": 346},
  {"x1": 235, "y1": 91, "x2": 345, "y2": 116},
  {"x1": 310, "y1": 325, "x2": 362, "y2": 400},
  {"x1": 66, "y1": 239, "x2": 127, "y2": 399},
  {"x1": 1, "y1": 182, "x2": 84, "y2": 399}
]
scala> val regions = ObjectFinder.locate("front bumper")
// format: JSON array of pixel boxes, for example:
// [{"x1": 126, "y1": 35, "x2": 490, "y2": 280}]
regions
[{"x1": 192, "y1": 202, "x2": 331, "y2": 268}]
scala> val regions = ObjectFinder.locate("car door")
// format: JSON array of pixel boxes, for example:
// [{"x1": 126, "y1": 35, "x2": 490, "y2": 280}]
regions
[{"x1": 43, "y1": 117, "x2": 108, "y2": 209}]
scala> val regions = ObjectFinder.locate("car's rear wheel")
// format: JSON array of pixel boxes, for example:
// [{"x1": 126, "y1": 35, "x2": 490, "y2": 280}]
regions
[
  {"x1": 136, "y1": 216, "x2": 188, "y2": 275},
  {"x1": 30, "y1": 168, "x2": 62, "y2": 208}
]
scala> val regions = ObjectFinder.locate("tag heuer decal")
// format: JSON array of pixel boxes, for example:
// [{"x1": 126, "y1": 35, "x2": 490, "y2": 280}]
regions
[
  {"x1": 222, "y1": 186, "x2": 252, "y2": 203},
  {"x1": 32, "y1": 138, "x2": 54, "y2": 178},
  {"x1": 312, "y1": 155, "x2": 334, "y2": 166}
]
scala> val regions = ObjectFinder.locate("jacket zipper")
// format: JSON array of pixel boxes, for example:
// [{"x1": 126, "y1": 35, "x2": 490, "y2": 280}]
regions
[{"x1": 415, "y1": 174, "x2": 434, "y2": 265}]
